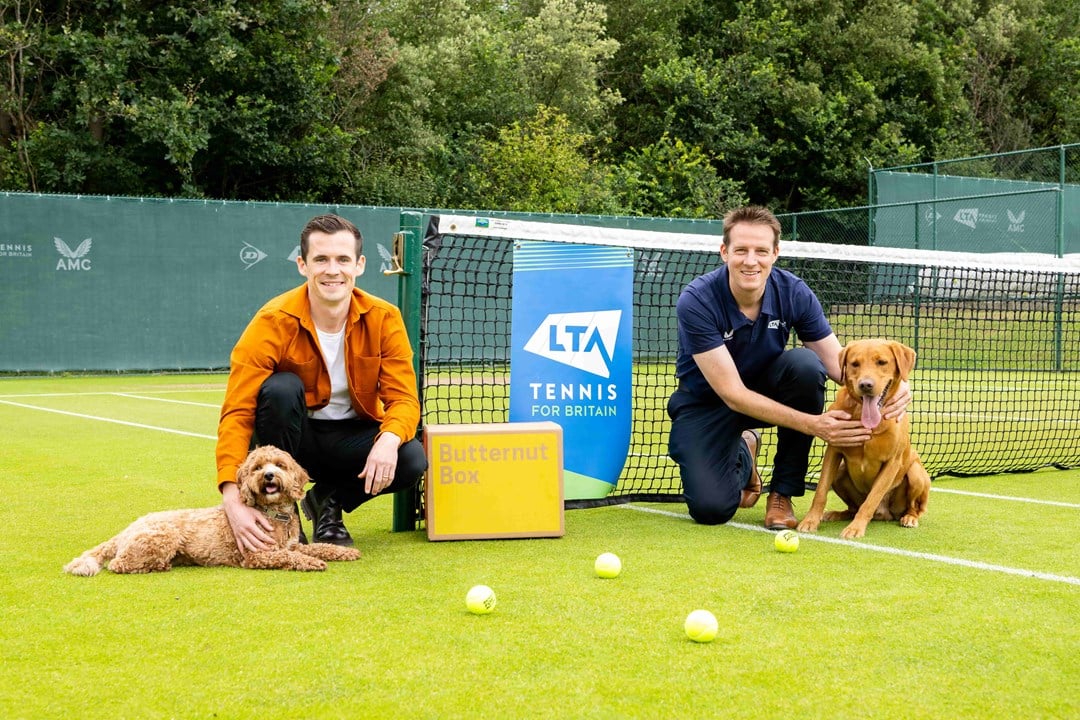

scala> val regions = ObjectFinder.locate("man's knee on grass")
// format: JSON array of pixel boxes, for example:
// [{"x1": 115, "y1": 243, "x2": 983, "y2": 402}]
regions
[{"x1": 686, "y1": 490, "x2": 740, "y2": 526}]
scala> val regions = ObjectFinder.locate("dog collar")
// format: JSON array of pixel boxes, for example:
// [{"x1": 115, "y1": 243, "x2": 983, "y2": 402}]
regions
[
  {"x1": 877, "y1": 379, "x2": 893, "y2": 408},
  {"x1": 261, "y1": 509, "x2": 293, "y2": 523}
]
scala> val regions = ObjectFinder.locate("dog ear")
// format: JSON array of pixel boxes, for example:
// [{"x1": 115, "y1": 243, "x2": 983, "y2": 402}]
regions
[
  {"x1": 236, "y1": 459, "x2": 257, "y2": 507},
  {"x1": 890, "y1": 341, "x2": 917, "y2": 380},
  {"x1": 838, "y1": 344, "x2": 850, "y2": 384},
  {"x1": 287, "y1": 457, "x2": 310, "y2": 501}
]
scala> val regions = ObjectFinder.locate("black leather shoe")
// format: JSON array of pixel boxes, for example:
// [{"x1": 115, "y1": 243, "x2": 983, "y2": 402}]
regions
[{"x1": 301, "y1": 490, "x2": 354, "y2": 547}]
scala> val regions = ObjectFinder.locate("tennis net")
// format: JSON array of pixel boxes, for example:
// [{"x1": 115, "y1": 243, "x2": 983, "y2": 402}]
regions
[{"x1": 419, "y1": 214, "x2": 1080, "y2": 506}]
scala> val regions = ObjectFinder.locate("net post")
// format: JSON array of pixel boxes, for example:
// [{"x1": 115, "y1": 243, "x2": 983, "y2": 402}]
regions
[
  {"x1": 1055, "y1": 160, "x2": 1065, "y2": 370},
  {"x1": 392, "y1": 210, "x2": 425, "y2": 532},
  {"x1": 1057, "y1": 145, "x2": 1066, "y2": 259}
]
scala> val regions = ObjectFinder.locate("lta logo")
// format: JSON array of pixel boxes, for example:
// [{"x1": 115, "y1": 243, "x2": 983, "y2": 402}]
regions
[
  {"x1": 523, "y1": 310, "x2": 621, "y2": 378},
  {"x1": 953, "y1": 208, "x2": 979, "y2": 230},
  {"x1": 54, "y1": 238, "x2": 92, "y2": 271}
]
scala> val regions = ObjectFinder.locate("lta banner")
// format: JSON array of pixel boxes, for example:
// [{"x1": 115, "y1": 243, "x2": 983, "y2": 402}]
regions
[{"x1": 509, "y1": 241, "x2": 633, "y2": 500}]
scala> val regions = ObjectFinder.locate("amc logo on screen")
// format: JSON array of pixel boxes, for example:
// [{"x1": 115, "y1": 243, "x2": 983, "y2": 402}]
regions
[
  {"x1": 54, "y1": 238, "x2": 92, "y2": 271},
  {"x1": 523, "y1": 310, "x2": 621, "y2": 379}
]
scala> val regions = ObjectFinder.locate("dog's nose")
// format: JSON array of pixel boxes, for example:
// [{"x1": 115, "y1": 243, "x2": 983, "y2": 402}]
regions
[
  {"x1": 858, "y1": 379, "x2": 875, "y2": 394},
  {"x1": 263, "y1": 470, "x2": 277, "y2": 481}
]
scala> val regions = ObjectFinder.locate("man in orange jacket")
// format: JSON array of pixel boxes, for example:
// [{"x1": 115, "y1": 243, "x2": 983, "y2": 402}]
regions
[{"x1": 217, "y1": 213, "x2": 426, "y2": 548}]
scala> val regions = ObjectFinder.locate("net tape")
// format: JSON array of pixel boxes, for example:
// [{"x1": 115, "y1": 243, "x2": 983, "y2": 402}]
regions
[{"x1": 434, "y1": 214, "x2": 1080, "y2": 274}]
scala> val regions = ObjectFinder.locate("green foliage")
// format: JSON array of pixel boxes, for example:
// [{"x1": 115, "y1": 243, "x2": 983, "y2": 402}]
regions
[
  {"x1": 631, "y1": 0, "x2": 969, "y2": 208},
  {"x1": 611, "y1": 133, "x2": 748, "y2": 217},
  {"x1": 1, "y1": 0, "x2": 354, "y2": 199},
  {"x1": 515, "y1": 0, "x2": 622, "y2": 129},
  {"x1": 349, "y1": 0, "x2": 624, "y2": 210},
  {"x1": 1, "y1": 0, "x2": 1076, "y2": 211},
  {"x1": 467, "y1": 105, "x2": 616, "y2": 213}
]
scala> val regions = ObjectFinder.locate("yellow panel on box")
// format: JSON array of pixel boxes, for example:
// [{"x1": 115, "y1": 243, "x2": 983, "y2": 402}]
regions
[{"x1": 424, "y1": 421, "x2": 564, "y2": 541}]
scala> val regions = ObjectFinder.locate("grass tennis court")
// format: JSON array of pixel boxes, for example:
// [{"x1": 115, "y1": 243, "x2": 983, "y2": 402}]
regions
[{"x1": 2, "y1": 374, "x2": 1078, "y2": 719}]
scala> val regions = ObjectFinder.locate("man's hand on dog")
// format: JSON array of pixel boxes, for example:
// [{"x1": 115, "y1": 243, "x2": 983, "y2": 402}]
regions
[
  {"x1": 881, "y1": 379, "x2": 911, "y2": 421},
  {"x1": 814, "y1": 410, "x2": 873, "y2": 447},
  {"x1": 221, "y1": 482, "x2": 275, "y2": 552},
  {"x1": 815, "y1": 380, "x2": 911, "y2": 447}
]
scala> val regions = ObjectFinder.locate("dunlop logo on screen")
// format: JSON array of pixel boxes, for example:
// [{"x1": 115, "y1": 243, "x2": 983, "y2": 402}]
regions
[{"x1": 240, "y1": 242, "x2": 268, "y2": 269}]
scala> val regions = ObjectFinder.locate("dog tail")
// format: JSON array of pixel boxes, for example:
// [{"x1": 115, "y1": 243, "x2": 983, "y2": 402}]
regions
[{"x1": 63, "y1": 539, "x2": 117, "y2": 576}]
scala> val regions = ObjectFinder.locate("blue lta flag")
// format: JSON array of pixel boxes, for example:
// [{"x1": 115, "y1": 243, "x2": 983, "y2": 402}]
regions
[{"x1": 510, "y1": 241, "x2": 633, "y2": 500}]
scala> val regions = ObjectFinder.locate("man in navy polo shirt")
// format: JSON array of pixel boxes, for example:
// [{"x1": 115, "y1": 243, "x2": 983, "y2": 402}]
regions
[{"x1": 668, "y1": 205, "x2": 909, "y2": 529}]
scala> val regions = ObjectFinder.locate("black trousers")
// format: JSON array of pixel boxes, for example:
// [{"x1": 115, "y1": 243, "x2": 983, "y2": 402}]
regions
[
  {"x1": 667, "y1": 347, "x2": 826, "y2": 525},
  {"x1": 253, "y1": 372, "x2": 427, "y2": 513}
]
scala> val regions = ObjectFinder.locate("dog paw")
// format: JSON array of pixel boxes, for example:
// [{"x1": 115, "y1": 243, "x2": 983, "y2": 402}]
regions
[
  {"x1": 839, "y1": 524, "x2": 866, "y2": 539},
  {"x1": 63, "y1": 557, "x2": 101, "y2": 576},
  {"x1": 900, "y1": 515, "x2": 920, "y2": 528},
  {"x1": 337, "y1": 548, "x2": 361, "y2": 562},
  {"x1": 297, "y1": 557, "x2": 328, "y2": 571},
  {"x1": 795, "y1": 518, "x2": 819, "y2": 533}
]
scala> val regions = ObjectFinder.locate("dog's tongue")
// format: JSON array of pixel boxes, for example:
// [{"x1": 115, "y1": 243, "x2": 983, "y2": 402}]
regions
[{"x1": 862, "y1": 395, "x2": 882, "y2": 429}]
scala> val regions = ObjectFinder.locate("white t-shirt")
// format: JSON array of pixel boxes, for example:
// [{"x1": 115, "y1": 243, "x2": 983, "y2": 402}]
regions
[{"x1": 310, "y1": 327, "x2": 358, "y2": 420}]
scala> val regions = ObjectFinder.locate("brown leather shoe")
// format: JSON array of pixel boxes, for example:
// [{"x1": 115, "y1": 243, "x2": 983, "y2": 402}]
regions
[
  {"x1": 764, "y1": 492, "x2": 797, "y2": 529},
  {"x1": 739, "y1": 430, "x2": 762, "y2": 509}
]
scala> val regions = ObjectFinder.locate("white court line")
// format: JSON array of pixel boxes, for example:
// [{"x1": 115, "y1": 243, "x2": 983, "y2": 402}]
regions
[
  {"x1": 0, "y1": 388, "x2": 222, "y2": 399},
  {"x1": 622, "y1": 504, "x2": 1080, "y2": 587},
  {"x1": 112, "y1": 392, "x2": 219, "y2": 408},
  {"x1": 916, "y1": 411, "x2": 1080, "y2": 423},
  {"x1": 931, "y1": 487, "x2": 1080, "y2": 508},
  {"x1": 0, "y1": 400, "x2": 216, "y2": 440}
]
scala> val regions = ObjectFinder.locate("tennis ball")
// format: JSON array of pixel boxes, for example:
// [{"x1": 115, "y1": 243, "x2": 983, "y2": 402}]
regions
[
  {"x1": 684, "y1": 609, "x2": 718, "y2": 643},
  {"x1": 465, "y1": 584, "x2": 497, "y2": 614},
  {"x1": 774, "y1": 529, "x2": 800, "y2": 553},
  {"x1": 594, "y1": 552, "x2": 622, "y2": 578}
]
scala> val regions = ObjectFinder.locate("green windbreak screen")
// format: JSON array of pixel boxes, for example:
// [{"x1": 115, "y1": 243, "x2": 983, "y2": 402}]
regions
[
  {"x1": 0, "y1": 193, "x2": 404, "y2": 372},
  {"x1": 873, "y1": 171, "x2": 1079, "y2": 254}
]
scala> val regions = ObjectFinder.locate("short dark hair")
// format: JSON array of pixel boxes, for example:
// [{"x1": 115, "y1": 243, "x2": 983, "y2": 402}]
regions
[
  {"x1": 722, "y1": 205, "x2": 781, "y2": 247},
  {"x1": 300, "y1": 214, "x2": 363, "y2": 260}
]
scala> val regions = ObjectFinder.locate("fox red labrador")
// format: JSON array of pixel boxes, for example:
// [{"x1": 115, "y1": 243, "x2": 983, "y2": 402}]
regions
[{"x1": 798, "y1": 339, "x2": 930, "y2": 539}]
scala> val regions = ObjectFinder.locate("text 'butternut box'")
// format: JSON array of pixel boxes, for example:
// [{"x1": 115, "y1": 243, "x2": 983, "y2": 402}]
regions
[{"x1": 423, "y1": 422, "x2": 564, "y2": 541}]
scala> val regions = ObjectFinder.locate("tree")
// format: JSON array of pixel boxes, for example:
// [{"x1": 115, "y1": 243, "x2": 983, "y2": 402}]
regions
[
  {"x1": 467, "y1": 105, "x2": 616, "y2": 213},
  {"x1": 514, "y1": 0, "x2": 622, "y2": 131},
  {"x1": 620, "y1": 0, "x2": 953, "y2": 208},
  {"x1": 351, "y1": 0, "x2": 623, "y2": 209},
  {"x1": 960, "y1": 0, "x2": 1080, "y2": 152},
  {"x1": 1, "y1": 0, "x2": 357, "y2": 199},
  {"x1": 0, "y1": 0, "x2": 40, "y2": 189},
  {"x1": 3, "y1": 0, "x2": 1076, "y2": 210},
  {"x1": 611, "y1": 133, "x2": 748, "y2": 217}
]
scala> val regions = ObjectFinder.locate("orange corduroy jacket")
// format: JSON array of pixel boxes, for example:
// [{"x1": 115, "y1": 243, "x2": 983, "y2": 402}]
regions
[{"x1": 215, "y1": 283, "x2": 420, "y2": 489}]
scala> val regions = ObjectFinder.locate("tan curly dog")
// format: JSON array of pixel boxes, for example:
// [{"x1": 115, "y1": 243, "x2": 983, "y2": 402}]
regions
[{"x1": 64, "y1": 445, "x2": 360, "y2": 575}]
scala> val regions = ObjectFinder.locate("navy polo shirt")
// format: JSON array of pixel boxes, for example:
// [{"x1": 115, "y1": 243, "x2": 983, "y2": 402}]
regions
[{"x1": 675, "y1": 265, "x2": 832, "y2": 398}]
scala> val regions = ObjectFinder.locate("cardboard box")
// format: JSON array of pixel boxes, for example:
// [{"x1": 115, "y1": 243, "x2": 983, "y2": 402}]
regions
[{"x1": 424, "y1": 422, "x2": 564, "y2": 541}]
